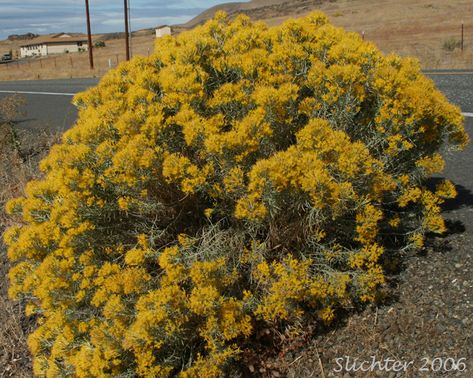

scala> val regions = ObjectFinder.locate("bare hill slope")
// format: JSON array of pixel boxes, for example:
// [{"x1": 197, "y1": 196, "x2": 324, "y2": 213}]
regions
[
  {"x1": 182, "y1": 0, "x2": 473, "y2": 69},
  {"x1": 183, "y1": 0, "x2": 321, "y2": 28}
]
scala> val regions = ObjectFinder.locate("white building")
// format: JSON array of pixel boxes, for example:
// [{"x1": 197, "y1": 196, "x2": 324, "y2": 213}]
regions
[
  {"x1": 156, "y1": 25, "x2": 172, "y2": 38},
  {"x1": 20, "y1": 33, "x2": 88, "y2": 58}
]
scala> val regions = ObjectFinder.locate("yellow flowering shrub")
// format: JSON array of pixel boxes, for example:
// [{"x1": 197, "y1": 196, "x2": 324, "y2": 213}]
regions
[{"x1": 4, "y1": 12, "x2": 468, "y2": 377}]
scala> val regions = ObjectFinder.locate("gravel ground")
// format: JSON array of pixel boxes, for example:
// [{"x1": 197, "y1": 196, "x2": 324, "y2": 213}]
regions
[{"x1": 278, "y1": 231, "x2": 473, "y2": 378}]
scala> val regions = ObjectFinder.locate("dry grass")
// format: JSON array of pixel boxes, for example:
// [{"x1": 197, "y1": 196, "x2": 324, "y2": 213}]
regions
[
  {"x1": 0, "y1": 261, "x2": 33, "y2": 378},
  {"x1": 306, "y1": 0, "x2": 473, "y2": 69},
  {"x1": 0, "y1": 95, "x2": 60, "y2": 377},
  {"x1": 0, "y1": 34, "x2": 156, "y2": 81},
  {"x1": 258, "y1": 0, "x2": 473, "y2": 69}
]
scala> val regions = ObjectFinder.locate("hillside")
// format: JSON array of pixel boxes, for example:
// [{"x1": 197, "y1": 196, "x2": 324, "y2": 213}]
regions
[
  {"x1": 183, "y1": 0, "x2": 322, "y2": 28},
  {"x1": 184, "y1": 0, "x2": 473, "y2": 68},
  {"x1": 182, "y1": 0, "x2": 290, "y2": 28}
]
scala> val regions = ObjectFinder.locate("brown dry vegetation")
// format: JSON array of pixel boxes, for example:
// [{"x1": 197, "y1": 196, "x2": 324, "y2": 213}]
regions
[
  {"x1": 0, "y1": 33, "x2": 156, "y2": 81},
  {"x1": 187, "y1": 0, "x2": 473, "y2": 69},
  {"x1": 0, "y1": 96, "x2": 60, "y2": 376},
  {"x1": 0, "y1": 0, "x2": 472, "y2": 81},
  {"x1": 261, "y1": 0, "x2": 473, "y2": 69}
]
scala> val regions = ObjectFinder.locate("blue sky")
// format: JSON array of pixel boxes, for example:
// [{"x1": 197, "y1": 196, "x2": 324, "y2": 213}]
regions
[{"x1": 0, "y1": 0, "x2": 241, "y2": 39}]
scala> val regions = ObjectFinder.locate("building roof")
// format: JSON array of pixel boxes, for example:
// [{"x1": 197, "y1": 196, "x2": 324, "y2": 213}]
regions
[{"x1": 20, "y1": 34, "x2": 88, "y2": 47}]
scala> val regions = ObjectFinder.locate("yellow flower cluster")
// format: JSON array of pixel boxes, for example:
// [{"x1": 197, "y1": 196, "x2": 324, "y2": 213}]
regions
[
  {"x1": 4, "y1": 11, "x2": 467, "y2": 377},
  {"x1": 253, "y1": 255, "x2": 351, "y2": 322},
  {"x1": 123, "y1": 243, "x2": 252, "y2": 376}
]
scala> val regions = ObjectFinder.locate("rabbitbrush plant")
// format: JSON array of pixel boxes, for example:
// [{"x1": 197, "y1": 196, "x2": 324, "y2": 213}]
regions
[{"x1": 4, "y1": 12, "x2": 468, "y2": 377}]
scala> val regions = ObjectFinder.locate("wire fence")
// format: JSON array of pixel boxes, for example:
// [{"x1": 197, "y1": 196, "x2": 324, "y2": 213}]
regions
[
  {"x1": 0, "y1": 51, "x2": 140, "y2": 80},
  {"x1": 0, "y1": 36, "x2": 154, "y2": 80}
]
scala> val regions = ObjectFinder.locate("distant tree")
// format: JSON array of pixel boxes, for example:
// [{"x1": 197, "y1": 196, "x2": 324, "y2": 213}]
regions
[
  {"x1": 94, "y1": 40, "x2": 106, "y2": 48},
  {"x1": 7, "y1": 33, "x2": 38, "y2": 41}
]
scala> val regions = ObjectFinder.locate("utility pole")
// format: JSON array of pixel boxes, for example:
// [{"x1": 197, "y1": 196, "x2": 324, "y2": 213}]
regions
[
  {"x1": 128, "y1": 0, "x2": 132, "y2": 58},
  {"x1": 124, "y1": 0, "x2": 130, "y2": 61},
  {"x1": 85, "y1": 0, "x2": 94, "y2": 69},
  {"x1": 461, "y1": 21, "x2": 464, "y2": 52}
]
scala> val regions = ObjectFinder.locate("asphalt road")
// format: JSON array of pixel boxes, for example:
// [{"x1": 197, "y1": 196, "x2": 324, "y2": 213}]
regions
[
  {"x1": 0, "y1": 78, "x2": 99, "y2": 132},
  {"x1": 420, "y1": 73, "x2": 473, "y2": 235},
  {"x1": 427, "y1": 73, "x2": 473, "y2": 116}
]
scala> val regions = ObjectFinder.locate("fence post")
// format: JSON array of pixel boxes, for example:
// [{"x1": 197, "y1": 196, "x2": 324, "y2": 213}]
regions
[{"x1": 461, "y1": 21, "x2": 464, "y2": 52}]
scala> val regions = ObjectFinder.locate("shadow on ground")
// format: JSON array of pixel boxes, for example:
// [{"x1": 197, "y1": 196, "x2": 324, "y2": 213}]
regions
[{"x1": 426, "y1": 177, "x2": 473, "y2": 212}]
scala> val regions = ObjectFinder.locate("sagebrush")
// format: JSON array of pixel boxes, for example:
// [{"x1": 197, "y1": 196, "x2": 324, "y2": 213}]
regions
[
  {"x1": 4, "y1": 12, "x2": 468, "y2": 377},
  {"x1": 1, "y1": 95, "x2": 59, "y2": 377}
]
